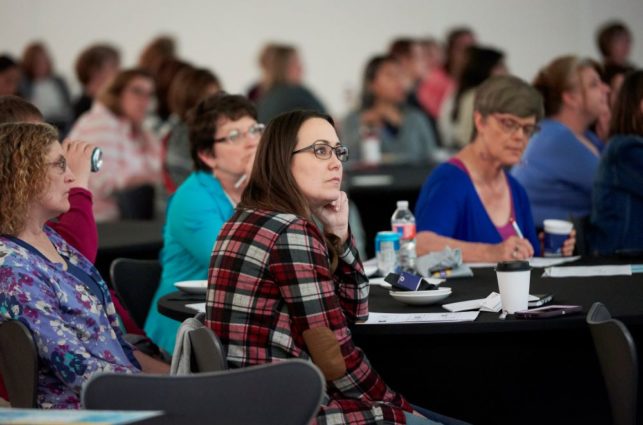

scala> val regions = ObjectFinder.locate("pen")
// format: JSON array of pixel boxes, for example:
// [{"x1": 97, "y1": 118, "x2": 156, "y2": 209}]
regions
[{"x1": 511, "y1": 218, "x2": 524, "y2": 239}]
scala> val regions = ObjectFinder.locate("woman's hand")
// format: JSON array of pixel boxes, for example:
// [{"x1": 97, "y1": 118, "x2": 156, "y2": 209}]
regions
[
  {"x1": 312, "y1": 191, "x2": 349, "y2": 244},
  {"x1": 538, "y1": 229, "x2": 577, "y2": 257},
  {"x1": 63, "y1": 139, "x2": 95, "y2": 190},
  {"x1": 493, "y1": 235, "x2": 534, "y2": 261},
  {"x1": 562, "y1": 229, "x2": 576, "y2": 256}
]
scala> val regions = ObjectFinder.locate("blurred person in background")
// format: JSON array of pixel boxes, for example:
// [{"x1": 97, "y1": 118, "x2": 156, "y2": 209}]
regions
[
  {"x1": 247, "y1": 43, "x2": 277, "y2": 103},
  {"x1": 153, "y1": 58, "x2": 192, "y2": 127},
  {"x1": 146, "y1": 94, "x2": 261, "y2": 354},
  {"x1": 444, "y1": 27, "x2": 477, "y2": 83},
  {"x1": 163, "y1": 66, "x2": 220, "y2": 192},
  {"x1": 73, "y1": 43, "x2": 121, "y2": 120},
  {"x1": 342, "y1": 55, "x2": 438, "y2": 164},
  {"x1": 417, "y1": 38, "x2": 453, "y2": 125},
  {"x1": 0, "y1": 55, "x2": 21, "y2": 96},
  {"x1": 439, "y1": 46, "x2": 506, "y2": 148},
  {"x1": 68, "y1": 69, "x2": 161, "y2": 221},
  {"x1": 138, "y1": 35, "x2": 177, "y2": 76},
  {"x1": 590, "y1": 70, "x2": 643, "y2": 256},
  {"x1": 19, "y1": 42, "x2": 73, "y2": 135},
  {"x1": 257, "y1": 44, "x2": 326, "y2": 123},
  {"x1": 512, "y1": 56, "x2": 609, "y2": 226},
  {"x1": 596, "y1": 21, "x2": 634, "y2": 68}
]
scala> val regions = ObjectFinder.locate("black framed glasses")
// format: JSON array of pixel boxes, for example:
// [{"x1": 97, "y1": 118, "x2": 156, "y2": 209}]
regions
[
  {"x1": 292, "y1": 141, "x2": 349, "y2": 162},
  {"x1": 493, "y1": 115, "x2": 540, "y2": 138},
  {"x1": 214, "y1": 123, "x2": 265, "y2": 144},
  {"x1": 47, "y1": 157, "x2": 67, "y2": 174}
]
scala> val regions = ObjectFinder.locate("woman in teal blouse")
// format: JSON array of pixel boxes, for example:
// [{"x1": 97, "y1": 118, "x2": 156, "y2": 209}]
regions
[{"x1": 145, "y1": 94, "x2": 263, "y2": 353}]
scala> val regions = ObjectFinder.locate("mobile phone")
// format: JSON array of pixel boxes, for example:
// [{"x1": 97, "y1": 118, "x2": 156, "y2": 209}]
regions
[
  {"x1": 514, "y1": 305, "x2": 582, "y2": 319},
  {"x1": 528, "y1": 293, "x2": 553, "y2": 308}
]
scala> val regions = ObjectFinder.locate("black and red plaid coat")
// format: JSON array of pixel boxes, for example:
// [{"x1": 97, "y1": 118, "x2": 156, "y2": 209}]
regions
[{"x1": 206, "y1": 208, "x2": 412, "y2": 424}]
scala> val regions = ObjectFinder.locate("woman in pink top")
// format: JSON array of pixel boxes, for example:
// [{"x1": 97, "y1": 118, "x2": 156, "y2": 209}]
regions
[{"x1": 69, "y1": 69, "x2": 161, "y2": 221}]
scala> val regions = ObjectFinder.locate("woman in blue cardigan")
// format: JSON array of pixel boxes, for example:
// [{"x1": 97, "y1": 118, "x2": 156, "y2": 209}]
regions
[
  {"x1": 145, "y1": 94, "x2": 263, "y2": 353},
  {"x1": 415, "y1": 75, "x2": 575, "y2": 262}
]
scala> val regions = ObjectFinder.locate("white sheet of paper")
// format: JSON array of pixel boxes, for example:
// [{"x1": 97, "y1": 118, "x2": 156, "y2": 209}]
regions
[
  {"x1": 542, "y1": 265, "x2": 632, "y2": 278},
  {"x1": 186, "y1": 302, "x2": 206, "y2": 313},
  {"x1": 529, "y1": 256, "x2": 580, "y2": 268},
  {"x1": 466, "y1": 256, "x2": 581, "y2": 269},
  {"x1": 359, "y1": 311, "x2": 479, "y2": 324},
  {"x1": 464, "y1": 262, "x2": 496, "y2": 268},
  {"x1": 0, "y1": 408, "x2": 162, "y2": 424}
]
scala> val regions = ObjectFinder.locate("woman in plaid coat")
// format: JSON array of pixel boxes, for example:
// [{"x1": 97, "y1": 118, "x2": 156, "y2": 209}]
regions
[{"x1": 205, "y1": 110, "x2": 467, "y2": 425}]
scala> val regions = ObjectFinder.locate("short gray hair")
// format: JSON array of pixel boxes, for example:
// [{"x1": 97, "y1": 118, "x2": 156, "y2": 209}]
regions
[{"x1": 471, "y1": 75, "x2": 544, "y2": 141}]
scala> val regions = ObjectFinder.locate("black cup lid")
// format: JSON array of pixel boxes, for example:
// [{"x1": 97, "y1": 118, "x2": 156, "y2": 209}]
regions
[{"x1": 496, "y1": 260, "x2": 531, "y2": 272}]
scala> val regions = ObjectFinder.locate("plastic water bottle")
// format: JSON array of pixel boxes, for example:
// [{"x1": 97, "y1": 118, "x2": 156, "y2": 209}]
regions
[
  {"x1": 391, "y1": 200, "x2": 417, "y2": 272},
  {"x1": 361, "y1": 127, "x2": 381, "y2": 164}
]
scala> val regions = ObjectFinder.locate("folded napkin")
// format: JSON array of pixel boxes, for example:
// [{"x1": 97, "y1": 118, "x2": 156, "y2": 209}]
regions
[
  {"x1": 443, "y1": 293, "x2": 539, "y2": 312},
  {"x1": 416, "y1": 247, "x2": 473, "y2": 279}
]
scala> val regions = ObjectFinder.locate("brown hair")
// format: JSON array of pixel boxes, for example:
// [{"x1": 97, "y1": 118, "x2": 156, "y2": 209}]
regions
[
  {"x1": 97, "y1": 68, "x2": 154, "y2": 117},
  {"x1": 266, "y1": 45, "x2": 297, "y2": 89},
  {"x1": 0, "y1": 96, "x2": 43, "y2": 123},
  {"x1": 389, "y1": 38, "x2": 415, "y2": 60},
  {"x1": 187, "y1": 93, "x2": 257, "y2": 172},
  {"x1": 240, "y1": 110, "x2": 342, "y2": 271},
  {"x1": 21, "y1": 42, "x2": 51, "y2": 80},
  {"x1": 609, "y1": 70, "x2": 643, "y2": 137},
  {"x1": 533, "y1": 55, "x2": 602, "y2": 117},
  {"x1": 596, "y1": 21, "x2": 631, "y2": 58},
  {"x1": 155, "y1": 58, "x2": 192, "y2": 120},
  {"x1": 168, "y1": 67, "x2": 220, "y2": 121},
  {"x1": 75, "y1": 44, "x2": 120, "y2": 86},
  {"x1": 138, "y1": 35, "x2": 176, "y2": 75},
  {"x1": 0, "y1": 122, "x2": 58, "y2": 235},
  {"x1": 472, "y1": 75, "x2": 544, "y2": 141}
]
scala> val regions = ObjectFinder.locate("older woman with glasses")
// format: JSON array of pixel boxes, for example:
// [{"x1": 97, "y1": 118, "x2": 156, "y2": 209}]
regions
[
  {"x1": 0, "y1": 123, "x2": 168, "y2": 409},
  {"x1": 145, "y1": 93, "x2": 262, "y2": 354},
  {"x1": 205, "y1": 110, "x2": 468, "y2": 425},
  {"x1": 415, "y1": 75, "x2": 575, "y2": 262}
]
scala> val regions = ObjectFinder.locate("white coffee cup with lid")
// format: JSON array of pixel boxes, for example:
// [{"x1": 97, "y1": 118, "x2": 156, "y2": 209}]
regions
[{"x1": 496, "y1": 260, "x2": 531, "y2": 314}]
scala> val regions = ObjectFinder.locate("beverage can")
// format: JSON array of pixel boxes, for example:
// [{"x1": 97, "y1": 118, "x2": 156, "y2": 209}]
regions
[{"x1": 375, "y1": 231, "x2": 400, "y2": 276}]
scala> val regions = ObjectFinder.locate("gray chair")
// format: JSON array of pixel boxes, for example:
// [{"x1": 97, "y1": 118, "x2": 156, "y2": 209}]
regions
[
  {"x1": 110, "y1": 258, "x2": 162, "y2": 329},
  {"x1": 0, "y1": 320, "x2": 38, "y2": 407},
  {"x1": 586, "y1": 302, "x2": 638, "y2": 425},
  {"x1": 82, "y1": 359, "x2": 325, "y2": 425},
  {"x1": 171, "y1": 315, "x2": 227, "y2": 374}
]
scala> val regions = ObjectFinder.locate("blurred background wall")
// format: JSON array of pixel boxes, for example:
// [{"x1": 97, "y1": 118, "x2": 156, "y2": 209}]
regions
[{"x1": 1, "y1": 0, "x2": 642, "y2": 117}]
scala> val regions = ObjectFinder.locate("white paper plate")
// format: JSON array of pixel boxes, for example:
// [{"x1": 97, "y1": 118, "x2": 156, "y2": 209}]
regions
[
  {"x1": 174, "y1": 280, "x2": 207, "y2": 294},
  {"x1": 389, "y1": 288, "x2": 452, "y2": 305}
]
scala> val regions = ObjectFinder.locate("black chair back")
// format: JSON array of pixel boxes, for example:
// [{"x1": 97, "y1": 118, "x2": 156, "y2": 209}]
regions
[
  {"x1": 82, "y1": 359, "x2": 325, "y2": 425},
  {"x1": 0, "y1": 320, "x2": 38, "y2": 407},
  {"x1": 116, "y1": 184, "x2": 156, "y2": 220},
  {"x1": 110, "y1": 258, "x2": 162, "y2": 328},
  {"x1": 586, "y1": 302, "x2": 638, "y2": 425}
]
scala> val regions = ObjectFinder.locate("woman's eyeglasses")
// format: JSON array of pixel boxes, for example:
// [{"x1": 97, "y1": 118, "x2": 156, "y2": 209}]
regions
[
  {"x1": 47, "y1": 157, "x2": 67, "y2": 174},
  {"x1": 214, "y1": 123, "x2": 266, "y2": 144},
  {"x1": 292, "y1": 141, "x2": 349, "y2": 162},
  {"x1": 493, "y1": 115, "x2": 540, "y2": 138}
]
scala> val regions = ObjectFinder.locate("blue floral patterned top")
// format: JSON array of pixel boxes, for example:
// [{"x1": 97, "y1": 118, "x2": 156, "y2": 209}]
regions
[{"x1": 0, "y1": 227, "x2": 140, "y2": 409}]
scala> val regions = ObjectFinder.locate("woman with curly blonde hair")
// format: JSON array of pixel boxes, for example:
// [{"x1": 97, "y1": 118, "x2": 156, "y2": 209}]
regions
[{"x1": 0, "y1": 122, "x2": 167, "y2": 409}]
